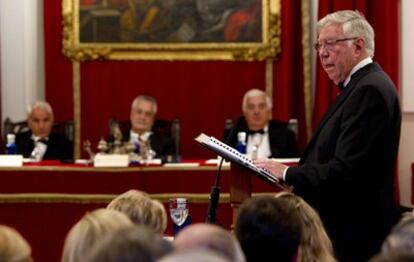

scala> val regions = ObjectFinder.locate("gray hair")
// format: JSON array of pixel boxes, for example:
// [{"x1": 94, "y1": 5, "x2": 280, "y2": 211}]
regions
[
  {"x1": 242, "y1": 89, "x2": 272, "y2": 112},
  {"x1": 131, "y1": 95, "x2": 158, "y2": 115},
  {"x1": 317, "y1": 10, "x2": 375, "y2": 58},
  {"x1": 27, "y1": 100, "x2": 54, "y2": 119}
]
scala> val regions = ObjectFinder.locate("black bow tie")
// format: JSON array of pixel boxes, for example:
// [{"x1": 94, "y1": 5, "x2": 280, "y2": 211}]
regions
[
  {"x1": 248, "y1": 129, "x2": 264, "y2": 135},
  {"x1": 338, "y1": 82, "x2": 345, "y2": 91}
]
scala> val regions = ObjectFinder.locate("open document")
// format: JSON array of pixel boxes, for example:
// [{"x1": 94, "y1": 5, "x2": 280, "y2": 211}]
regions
[{"x1": 195, "y1": 133, "x2": 292, "y2": 191}]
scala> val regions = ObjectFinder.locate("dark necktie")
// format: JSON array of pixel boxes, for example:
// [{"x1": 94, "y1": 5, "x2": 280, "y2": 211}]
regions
[
  {"x1": 248, "y1": 129, "x2": 264, "y2": 135},
  {"x1": 338, "y1": 82, "x2": 345, "y2": 91}
]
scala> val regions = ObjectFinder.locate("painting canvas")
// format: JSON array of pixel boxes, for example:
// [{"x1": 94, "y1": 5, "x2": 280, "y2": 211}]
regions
[{"x1": 62, "y1": 0, "x2": 281, "y2": 61}]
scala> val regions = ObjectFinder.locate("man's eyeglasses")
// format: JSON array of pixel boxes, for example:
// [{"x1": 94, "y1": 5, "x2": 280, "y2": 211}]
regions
[{"x1": 313, "y1": 37, "x2": 358, "y2": 52}]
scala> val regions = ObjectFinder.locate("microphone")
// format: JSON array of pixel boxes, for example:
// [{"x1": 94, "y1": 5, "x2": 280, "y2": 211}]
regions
[{"x1": 206, "y1": 116, "x2": 242, "y2": 224}]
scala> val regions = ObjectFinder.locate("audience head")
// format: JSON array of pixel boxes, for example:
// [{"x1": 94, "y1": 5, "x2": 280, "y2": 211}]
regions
[
  {"x1": 274, "y1": 192, "x2": 335, "y2": 262},
  {"x1": 61, "y1": 208, "x2": 133, "y2": 262},
  {"x1": 316, "y1": 10, "x2": 373, "y2": 85},
  {"x1": 107, "y1": 189, "x2": 167, "y2": 234},
  {"x1": 0, "y1": 225, "x2": 32, "y2": 262},
  {"x1": 369, "y1": 252, "x2": 414, "y2": 262},
  {"x1": 235, "y1": 195, "x2": 302, "y2": 262},
  {"x1": 159, "y1": 249, "x2": 231, "y2": 262},
  {"x1": 26, "y1": 100, "x2": 54, "y2": 138},
  {"x1": 174, "y1": 223, "x2": 245, "y2": 262},
  {"x1": 379, "y1": 211, "x2": 414, "y2": 256},
  {"x1": 242, "y1": 89, "x2": 272, "y2": 131},
  {"x1": 130, "y1": 95, "x2": 157, "y2": 135},
  {"x1": 85, "y1": 225, "x2": 173, "y2": 262}
]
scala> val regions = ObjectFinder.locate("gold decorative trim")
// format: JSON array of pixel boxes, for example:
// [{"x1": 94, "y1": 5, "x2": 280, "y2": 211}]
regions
[
  {"x1": 0, "y1": 193, "x2": 229, "y2": 204},
  {"x1": 301, "y1": 0, "x2": 313, "y2": 140},
  {"x1": 0, "y1": 192, "x2": 276, "y2": 204},
  {"x1": 265, "y1": 59, "x2": 273, "y2": 105},
  {"x1": 73, "y1": 61, "x2": 81, "y2": 160},
  {"x1": 62, "y1": 0, "x2": 281, "y2": 61}
]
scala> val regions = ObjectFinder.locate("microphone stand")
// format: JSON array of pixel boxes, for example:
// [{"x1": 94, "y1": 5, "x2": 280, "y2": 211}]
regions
[
  {"x1": 206, "y1": 157, "x2": 225, "y2": 224},
  {"x1": 206, "y1": 117, "x2": 241, "y2": 224}
]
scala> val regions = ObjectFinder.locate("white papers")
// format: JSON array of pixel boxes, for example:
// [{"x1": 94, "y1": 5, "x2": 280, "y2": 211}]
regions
[
  {"x1": 0, "y1": 155, "x2": 23, "y2": 167},
  {"x1": 93, "y1": 154, "x2": 129, "y2": 167}
]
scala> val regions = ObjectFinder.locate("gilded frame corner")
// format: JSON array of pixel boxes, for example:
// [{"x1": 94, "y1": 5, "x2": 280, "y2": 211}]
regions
[{"x1": 62, "y1": 0, "x2": 281, "y2": 61}]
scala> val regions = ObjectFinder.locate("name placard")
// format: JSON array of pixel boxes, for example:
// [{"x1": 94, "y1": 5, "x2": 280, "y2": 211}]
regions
[
  {"x1": 93, "y1": 154, "x2": 129, "y2": 167},
  {"x1": 0, "y1": 155, "x2": 23, "y2": 167}
]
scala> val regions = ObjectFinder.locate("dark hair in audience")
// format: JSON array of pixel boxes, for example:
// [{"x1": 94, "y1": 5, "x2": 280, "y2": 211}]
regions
[
  {"x1": 235, "y1": 195, "x2": 302, "y2": 262},
  {"x1": 85, "y1": 225, "x2": 173, "y2": 262}
]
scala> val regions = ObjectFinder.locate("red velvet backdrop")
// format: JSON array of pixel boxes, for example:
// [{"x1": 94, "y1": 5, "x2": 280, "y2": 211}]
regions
[
  {"x1": 44, "y1": 0, "x2": 308, "y2": 159},
  {"x1": 312, "y1": 0, "x2": 400, "y2": 202}
]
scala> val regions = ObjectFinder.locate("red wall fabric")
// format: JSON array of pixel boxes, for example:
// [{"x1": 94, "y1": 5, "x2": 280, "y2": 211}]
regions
[{"x1": 44, "y1": 0, "x2": 308, "y2": 159}]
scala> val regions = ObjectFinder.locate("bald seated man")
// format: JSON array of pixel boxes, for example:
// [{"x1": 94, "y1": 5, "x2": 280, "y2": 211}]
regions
[
  {"x1": 15, "y1": 101, "x2": 73, "y2": 161},
  {"x1": 173, "y1": 223, "x2": 245, "y2": 262}
]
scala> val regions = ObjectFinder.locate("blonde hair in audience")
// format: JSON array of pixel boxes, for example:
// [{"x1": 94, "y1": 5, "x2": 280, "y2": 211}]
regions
[
  {"x1": 107, "y1": 189, "x2": 167, "y2": 234},
  {"x1": 0, "y1": 225, "x2": 32, "y2": 262},
  {"x1": 275, "y1": 192, "x2": 336, "y2": 262},
  {"x1": 61, "y1": 208, "x2": 133, "y2": 262}
]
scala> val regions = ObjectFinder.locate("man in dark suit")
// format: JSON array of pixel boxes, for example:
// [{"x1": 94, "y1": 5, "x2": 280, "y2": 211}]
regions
[
  {"x1": 226, "y1": 89, "x2": 298, "y2": 159},
  {"x1": 112, "y1": 95, "x2": 174, "y2": 160},
  {"x1": 16, "y1": 101, "x2": 73, "y2": 161},
  {"x1": 255, "y1": 10, "x2": 401, "y2": 262}
]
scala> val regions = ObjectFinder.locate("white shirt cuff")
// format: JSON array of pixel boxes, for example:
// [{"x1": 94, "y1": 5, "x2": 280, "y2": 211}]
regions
[{"x1": 282, "y1": 167, "x2": 289, "y2": 181}]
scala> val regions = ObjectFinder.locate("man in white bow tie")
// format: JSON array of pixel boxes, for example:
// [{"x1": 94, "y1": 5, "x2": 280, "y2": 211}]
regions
[{"x1": 15, "y1": 100, "x2": 73, "y2": 161}]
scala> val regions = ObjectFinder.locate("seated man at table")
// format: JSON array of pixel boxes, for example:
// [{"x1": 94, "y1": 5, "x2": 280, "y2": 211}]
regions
[
  {"x1": 226, "y1": 89, "x2": 298, "y2": 159},
  {"x1": 15, "y1": 100, "x2": 73, "y2": 161},
  {"x1": 109, "y1": 95, "x2": 174, "y2": 161}
]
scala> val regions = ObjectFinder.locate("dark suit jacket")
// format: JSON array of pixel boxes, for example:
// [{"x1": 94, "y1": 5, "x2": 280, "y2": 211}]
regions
[
  {"x1": 286, "y1": 63, "x2": 401, "y2": 262},
  {"x1": 226, "y1": 117, "x2": 298, "y2": 158},
  {"x1": 108, "y1": 131, "x2": 175, "y2": 160},
  {"x1": 15, "y1": 131, "x2": 74, "y2": 160}
]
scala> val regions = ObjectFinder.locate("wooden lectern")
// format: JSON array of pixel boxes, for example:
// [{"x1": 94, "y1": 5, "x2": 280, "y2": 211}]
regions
[{"x1": 229, "y1": 163, "x2": 252, "y2": 227}]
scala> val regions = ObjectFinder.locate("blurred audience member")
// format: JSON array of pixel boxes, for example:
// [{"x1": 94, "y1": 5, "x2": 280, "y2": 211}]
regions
[
  {"x1": 226, "y1": 89, "x2": 298, "y2": 159},
  {"x1": 85, "y1": 225, "x2": 173, "y2": 262},
  {"x1": 159, "y1": 249, "x2": 231, "y2": 262},
  {"x1": 61, "y1": 208, "x2": 133, "y2": 262},
  {"x1": 0, "y1": 225, "x2": 32, "y2": 262},
  {"x1": 372, "y1": 211, "x2": 414, "y2": 260},
  {"x1": 16, "y1": 100, "x2": 73, "y2": 161},
  {"x1": 107, "y1": 189, "x2": 167, "y2": 234},
  {"x1": 174, "y1": 223, "x2": 245, "y2": 262},
  {"x1": 235, "y1": 195, "x2": 302, "y2": 262},
  {"x1": 275, "y1": 192, "x2": 336, "y2": 262}
]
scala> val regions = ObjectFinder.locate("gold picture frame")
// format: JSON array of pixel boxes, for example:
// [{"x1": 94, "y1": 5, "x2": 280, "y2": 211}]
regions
[{"x1": 62, "y1": 0, "x2": 281, "y2": 61}]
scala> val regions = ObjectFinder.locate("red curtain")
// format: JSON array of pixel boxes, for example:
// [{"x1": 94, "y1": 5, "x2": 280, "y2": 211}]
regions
[
  {"x1": 313, "y1": 0, "x2": 400, "y2": 202},
  {"x1": 274, "y1": 0, "x2": 308, "y2": 150}
]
